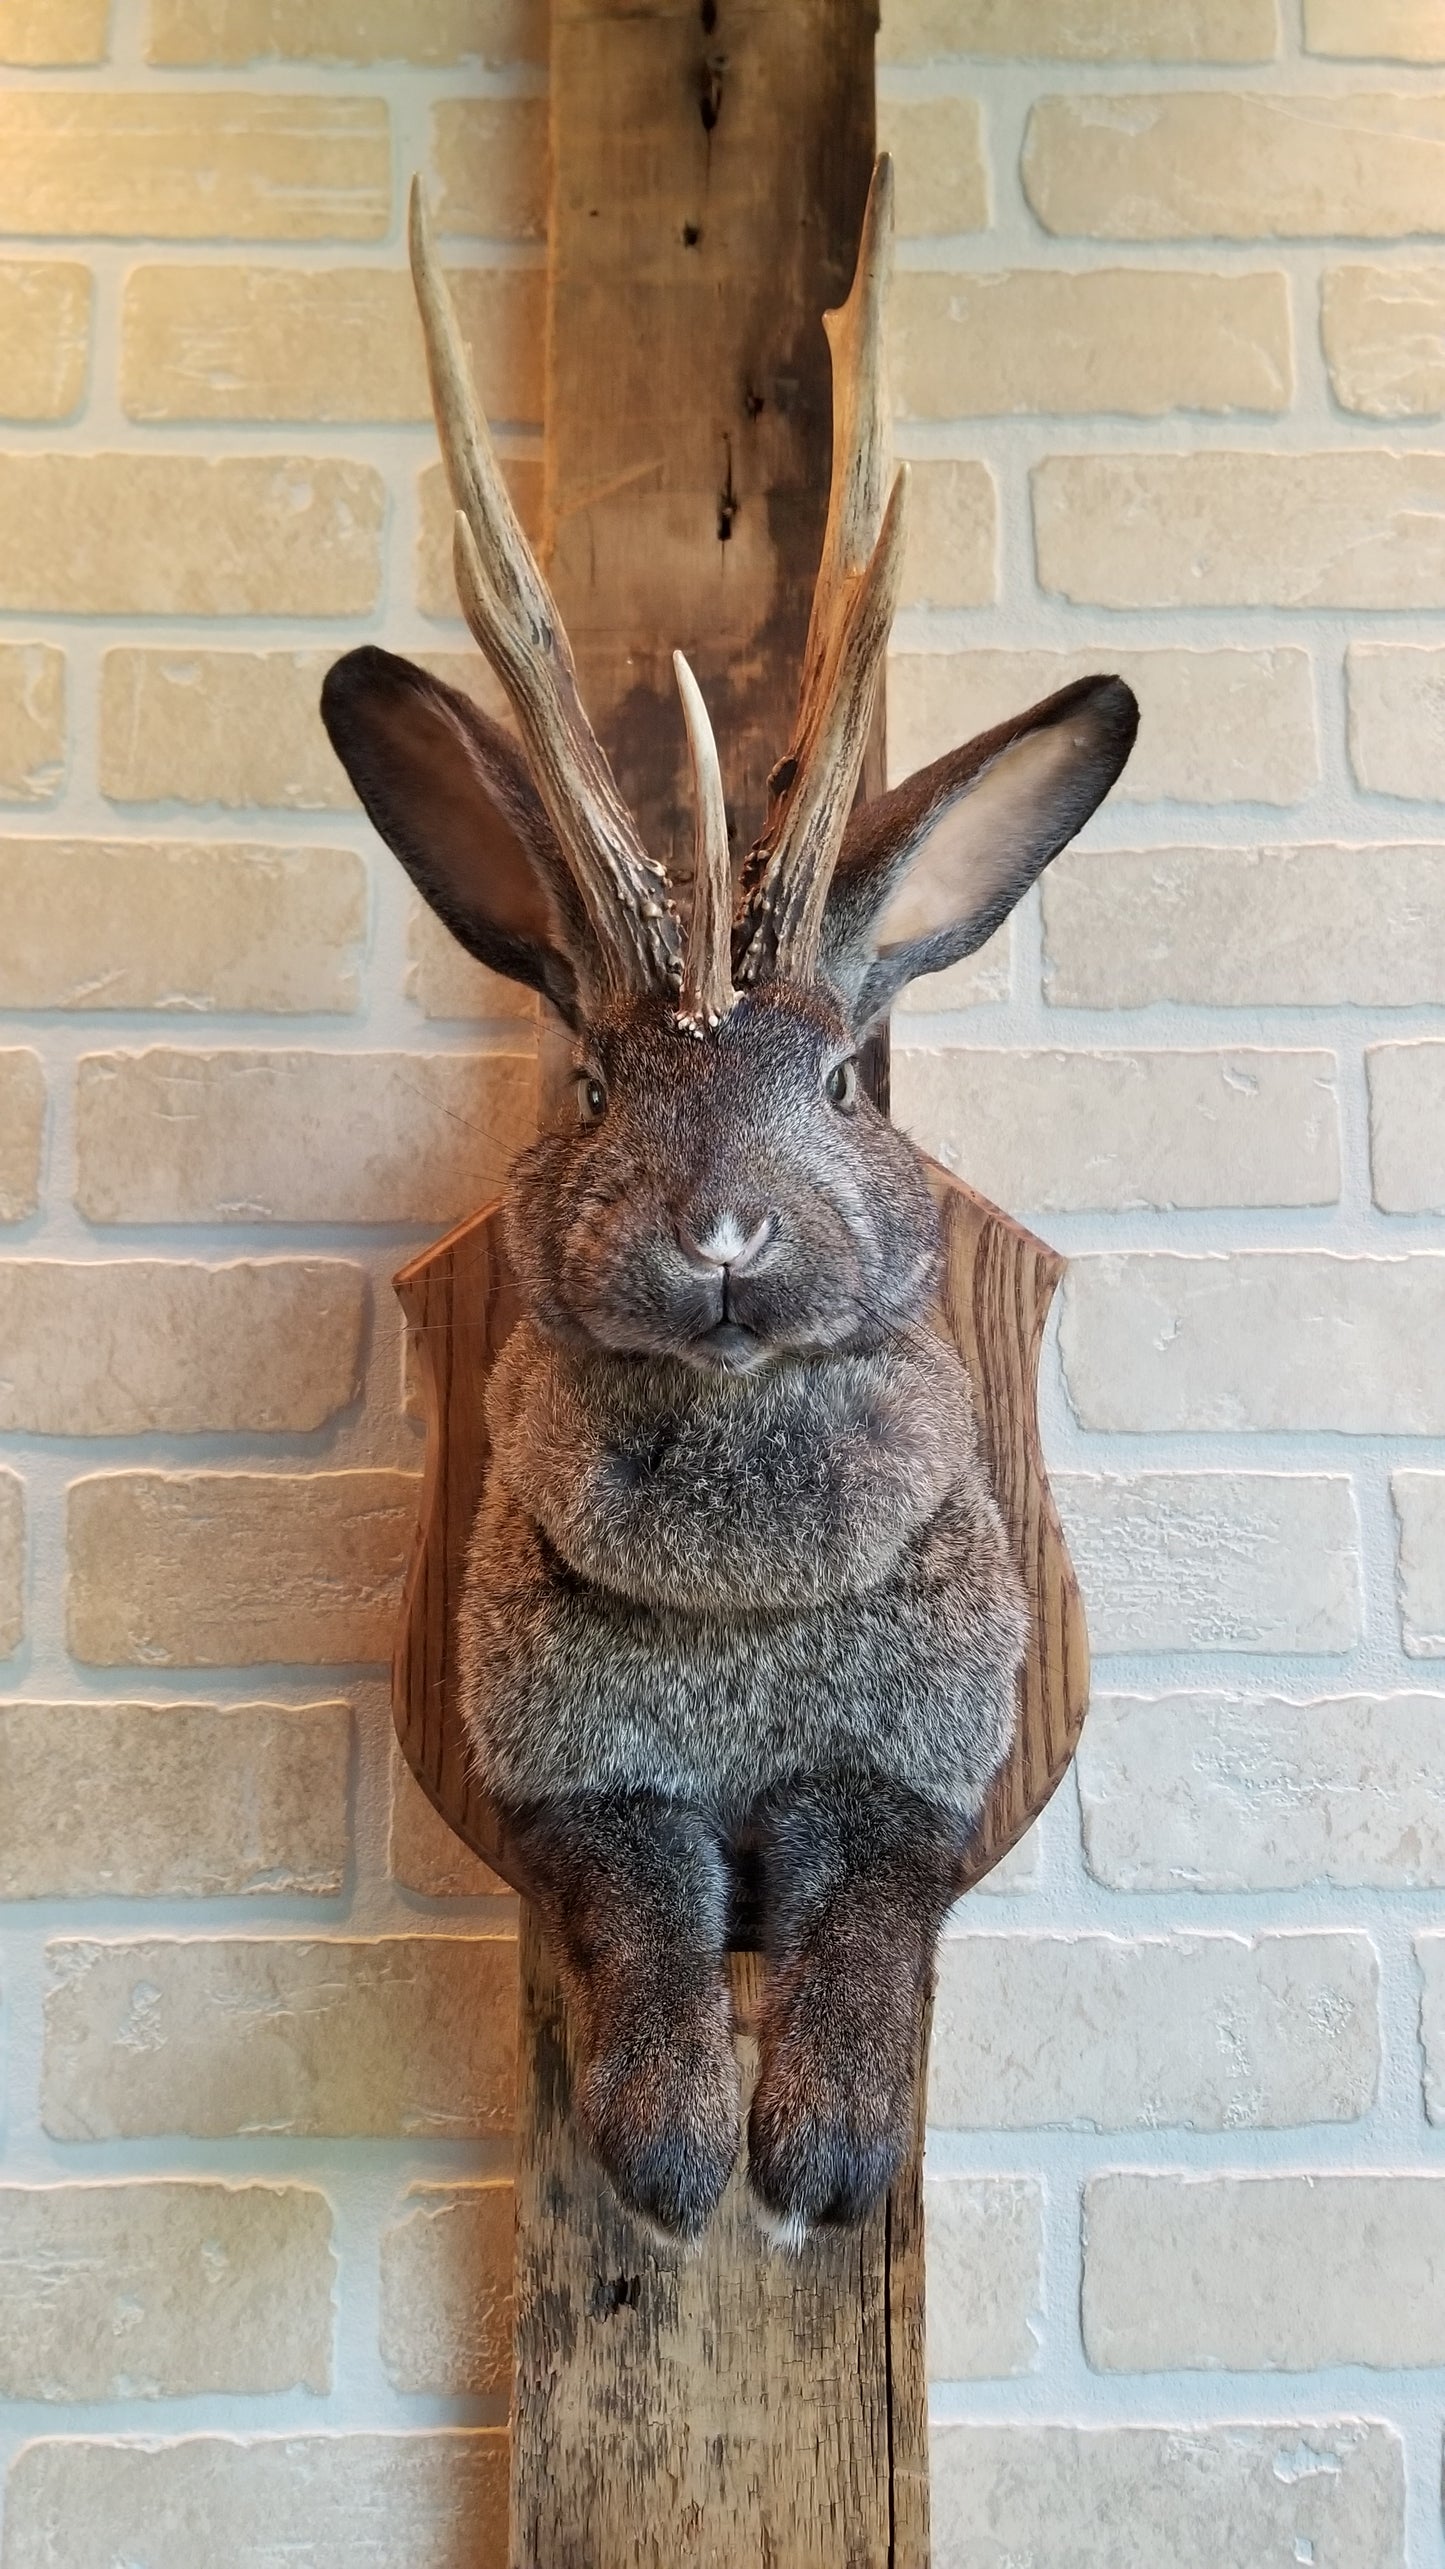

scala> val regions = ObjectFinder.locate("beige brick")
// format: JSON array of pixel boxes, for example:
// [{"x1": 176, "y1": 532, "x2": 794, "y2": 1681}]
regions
[
  {"x1": 925, "y1": 2177, "x2": 1041, "y2": 2381},
  {"x1": 931, "y1": 2422, "x2": 1402, "y2": 2569},
  {"x1": 0, "y1": 839, "x2": 366, "y2": 1013},
  {"x1": 0, "y1": 455, "x2": 382, "y2": 617},
  {"x1": 67, "y1": 1469, "x2": 417, "y2": 1668},
  {"x1": 1057, "y1": 1472, "x2": 1361, "y2": 1655},
  {"x1": 0, "y1": 0, "x2": 107, "y2": 61},
  {"x1": 930, "y1": 1931, "x2": 1376, "y2": 2130},
  {"x1": 0, "y1": 643, "x2": 63, "y2": 805},
  {"x1": 893, "y1": 1047, "x2": 1338, "y2": 1213},
  {"x1": 890, "y1": 649, "x2": 1316, "y2": 805},
  {"x1": 76, "y1": 1048, "x2": 537, "y2": 1226},
  {"x1": 889, "y1": 945, "x2": 1010, "y2": 1012},
  {"x1": 876, "y1": 98, "x2": 988, "y2": 234},
  {"x1": 894, "y1": 269, "x2": 1289, "y2": 418},
  {"x1": 430, "y1": 98, "x2": 548, "y2": 238},
  {"x1": 150, "y1": 0, "x2": 543, "y2": 63},
  {"x1": 1348, "y1": 645, "x2": 1445, "y2": 799},
  {"x1": 1035, "y1": 450, "x2": 1445, "y2": 609},
  {"x1": 880, "y1": 0, "x2": 1278, "y2": 62},
  {"x1": 2, "y1": 2434, "x2": 508, "y2": 2569},
  {"x1": 406, "y1": 901, "x2": 537, "y2": 1023},
  {"x1": 0, "y1": 94, "x2": 387, "y2": 239},
  {"x1": 0, "y1": 1260, "x2": 362, "y2": 1436},
  {"x1": 418, "y1": 455, "x2": 544, "y2": 616},
  {"x1": 890, "y1": 462, "x2": 994, "y2": 612},
  {"x1": 1081, "y1": 1691, "x2": 1445, "y2": 1891},
  {"x1": 122, "y1": 265, "x2": 544, "y2": 425},
  {"x1": 381, "y1": 2181, "x2": 513, "y2": 2393},
  {"x1": 1025, "y1": 92, "x2": 1445, "y2": 241},
  {"x1": 1305, "y1": 0, "x2": 1445, "y2": 58},
  {"x1": 43, "y1": 1934, "x2": 516, "y2": 2139},
  {"x1": 0, "y1": 1701, "x2": 350, "y2": 1899},
  {"x1": 1369, "y1": 1042, "x2": 1445, "y2": 1212},
  {"x1": 101, "y1": 646, "x2": 510, "y2": 811},
  {"x1": 1086, "y1": 2173, "x2": 1445, "y2": 2371},
  {"x1": 0, "y1": 262, "x2": 88, "y2": 419},
  {"x1": 0, "y1": 1051, "x2": 44, "y2": 1220},
  {"x1": 1045, "y1": 843, "x2": 1445, "y2": 1009},
  {"x1": 0, "y1": 1472, "x2": 22, "y2": 1659},
  {"x1": 1063, "y1": 1251, "x2": 1445, "y2": 1434},
  {"x1": 389, "y1": 1739, "x2": 508, "y2": 1897},
  {"x1": 1323, "y1": 265, "x2": 1445, "y2": 417},
  {"x1": 1394, "y1": 1473, "x2": 1445, "y2": 1658},
  {"x1": 0, "y1": 2182, "x2": 332, "y2": 2399},
  {"x1": 1415, "y1": 1935, "x2": 1445, "y2": 2118}
]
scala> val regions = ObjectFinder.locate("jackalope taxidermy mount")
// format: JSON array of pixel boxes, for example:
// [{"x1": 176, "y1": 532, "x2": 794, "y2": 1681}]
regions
[{"x1": 322, "y1": 161, "x2": 1137, "y2": 2246}]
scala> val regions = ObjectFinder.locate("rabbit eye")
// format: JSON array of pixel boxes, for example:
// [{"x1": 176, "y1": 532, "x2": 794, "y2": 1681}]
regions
[
  {"x1": 577, "y1": 1073, "x2": 607, "y2": 1124},
  {"x1": 825, "y1": 1057, "x2": 859, "y2": 1113}
]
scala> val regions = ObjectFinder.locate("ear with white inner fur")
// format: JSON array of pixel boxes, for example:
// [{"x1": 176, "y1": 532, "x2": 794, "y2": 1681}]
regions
[
  {"x1": 320, "y1": 645, "x2": 595, "y2": 1027},
  {"x1": 819, "y1": 674, "x2": 1138, "y2": 1028}
]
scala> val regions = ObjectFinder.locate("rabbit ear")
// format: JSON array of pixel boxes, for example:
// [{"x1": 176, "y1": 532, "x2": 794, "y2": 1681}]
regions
[
  {"x1": 321, "y1": 646, "x2": 593, "y2": 1027},
  {"x1": 820, "y1": 674, "x2": 1138, "y2": 1028}
]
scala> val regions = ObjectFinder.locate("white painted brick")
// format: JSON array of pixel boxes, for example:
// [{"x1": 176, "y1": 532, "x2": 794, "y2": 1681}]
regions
[
  {"x1": 1, "y1": 2434, "x2": 508, "y2": 2569},
  {"x1": 1044, "y1": 843, "x2": 1445, "y2": 1009},
  {"x1": 929, "y1": 1931, "x2": 1377, "y2": 2131},
  {"x1": 1080, "y1": 1692, "x2": 1445, "y2": 1891},
  {"x1": 1085, "y1": 2173, "x2": 1445, "y2": 2370},
  {"x1": 405, "y1": 901, "x2": 536, "y2": 1023},
  {"x1": 893, "y1": 269, "x2": 1289, "y2": 417},
  {"x1": 66, "y1": 1469, "x2": 417, "y2": 1668},
  {"x1": 0, "y1": 1259, "x2": 363, "y2": 1434},
  {"x1": 1347, "y1": 643, "x2": 1445, "y2": 798},
  {"x1": 380, "y1": 2181, "x2": 513, "y2": 2393},
  {"x1": 0, "y1": 1701, "x2": 350, "y2": 1898},
  {"x1": 1323, "y1": 265, "x2": 1445, "y2": 417},
  {"x1": 1415, "y1": 1935, "x2": 1445, "y2": 2120},
  {"x1": 879, "y1": 0, "x2": 1279, "y2": 61},
  {"x1": 0, "y1": 1471, "x2": 21, "y2": 1659},
  {"x1": 1394, "y1": 1474, "x2": 1445, "y2": 1657},
  {"x1": 889, "y1": 649, "x2": 1317, "y2": 806},
  {"x1": 1305, "y1": 0, "x2": 1445, "y2": 59},
  {"x1": 931, "y1": 2422, "x2": 1402, "y2": 2569},
  {"x1": 1056, "y1": 1472, "x2": 1361, "y2": 1655},
  {"x1": 1062, "y1": 1252, "x2": 1445, "y2": 1433},
  {"x1": 1025, "y1": 91, "x2": 1445, "y2": 240},
  {"x1": 1368, "y1": 1042, "x2": 1445, "y2": 1211},
  {"x1": 0, "y1": 1050, "x2": 44, "y2": 1219},
  {"x1": 892, "y1": 1047, "x2": 1338, "y2": 1212},
  {"x1": 0, "y1": 838, "x2": 367, "y2": 1013},
  {"x1": 42, "y1": 1936, "x2": 517, "y2": 2139},
  {"x1": 75, "y1": 1049, "x2": 537, "y2": 1227},
  {"x1": 925, "y1": 2176, "x2": 1042, "y2": 2380},
  {"x1": 1035, "y1": 451, "x2": 1445, "y2": 609},
  {"x1": 0, "y1": 2182, "x2": 333, "y2": 2399}
]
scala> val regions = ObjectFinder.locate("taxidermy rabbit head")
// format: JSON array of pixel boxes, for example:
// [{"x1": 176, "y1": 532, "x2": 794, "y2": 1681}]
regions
[{"x1": 322, "y1": 166, "x2": 1137, "y2": 1374}]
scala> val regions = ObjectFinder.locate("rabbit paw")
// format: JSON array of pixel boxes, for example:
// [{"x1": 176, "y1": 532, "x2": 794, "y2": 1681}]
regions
[
  {"x1": 577, "y1": 2008, "x2": 741, "y2": 2242},
  {"x1": 746, "y1": 2032, "x2": 913, "y2": 2239}
]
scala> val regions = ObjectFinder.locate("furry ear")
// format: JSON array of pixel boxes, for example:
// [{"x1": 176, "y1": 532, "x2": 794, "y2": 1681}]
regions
[
  {"x1": 320, "y1": 645, "x2": 593, "y2": 1026},
  {"x1": 820, "y1": 674, "x2": 1138, "y2": 1026}
]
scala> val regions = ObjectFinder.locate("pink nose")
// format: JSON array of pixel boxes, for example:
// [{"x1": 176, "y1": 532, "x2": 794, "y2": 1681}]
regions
[{"x1": 676, "y1": 1212, "x2": 775, "y2": 1273}]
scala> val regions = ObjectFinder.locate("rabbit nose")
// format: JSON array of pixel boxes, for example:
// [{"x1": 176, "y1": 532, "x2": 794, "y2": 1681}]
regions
[{"x1": 677, "y1": 1211, "x2": 776, "y2": 1273}]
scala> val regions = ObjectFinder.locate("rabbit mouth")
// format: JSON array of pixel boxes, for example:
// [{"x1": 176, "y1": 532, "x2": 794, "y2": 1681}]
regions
[{"x1": 688, "y1": 1319, "x2": 770, "y2": 1375}]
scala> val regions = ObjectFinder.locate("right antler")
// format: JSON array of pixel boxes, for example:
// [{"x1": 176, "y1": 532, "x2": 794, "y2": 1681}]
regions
[
  {"x1": 735, "y1": 157, "x2": 908, "y2": 989},
  {"x1": 409, "y1": 180, "x2": 685, "y2": 1005}
]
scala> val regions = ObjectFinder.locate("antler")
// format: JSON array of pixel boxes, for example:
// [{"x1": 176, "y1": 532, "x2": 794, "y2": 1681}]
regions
[
  {"x1": 673, "y1": 652, "x2": 736, "y2": 1030},
  {"x1": 736, "y1": 156, "x2": 908, "y2": 987},
  {"x1": 408, "y1": 178, "x2": 684, "y2": 1004}
]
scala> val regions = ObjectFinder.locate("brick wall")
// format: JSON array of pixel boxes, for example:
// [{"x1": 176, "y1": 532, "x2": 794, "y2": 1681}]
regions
[{"x1": 0, "y1": 2, "x2": 1442, "y2": 2563}]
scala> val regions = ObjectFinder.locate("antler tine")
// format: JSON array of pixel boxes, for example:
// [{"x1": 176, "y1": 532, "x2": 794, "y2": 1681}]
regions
[
  {"x1": 673, "y1": 652, "x2": 736, "y2": 1031},
  {"x1": 408, "y1": 178, "x2": 683, "y2": 1001},
  {"x1": 736, "y1": 154, "x2": 904, "y2": 987}
]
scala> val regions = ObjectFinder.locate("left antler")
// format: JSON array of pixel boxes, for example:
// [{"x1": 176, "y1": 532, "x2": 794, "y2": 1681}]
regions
[
  {"x1": 409, "y1": 179, "x2": 684, "y2": 1005},
  {"x1": 736, "y1": 156, "x2": 909, "y2": 987}
]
